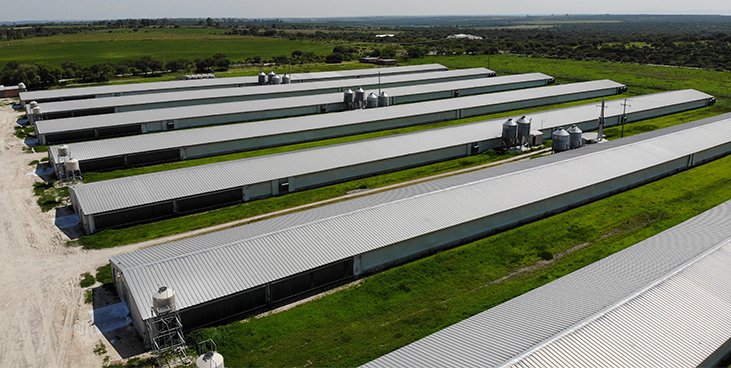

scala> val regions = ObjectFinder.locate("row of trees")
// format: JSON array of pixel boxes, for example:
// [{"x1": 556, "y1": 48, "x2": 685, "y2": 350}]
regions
[
  {"x1": 280, "y1": 24, "x2": 731, "y2": 71},
  {"x1": 0, "y1": 54, "x2": 232, "y2": 89}
]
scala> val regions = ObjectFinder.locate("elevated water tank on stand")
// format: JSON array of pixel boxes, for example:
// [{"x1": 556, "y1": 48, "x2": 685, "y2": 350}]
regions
[
  {"x1": 152, "y1": 286, "x2": 177, "y2": 313},
  {"x1": 366, "y1": 92, "x2": 379, "y2": 108},
  {"x1": 378, "y1": 92, "x2": 390, "y2": 107},
  {"x1": 65, "y1": 158, "x2": 80, "y2": 172},
  {"x1": 552, "y1": 127, "x2": 570, "y2": 153},
  {"x1": 501, "y1": 119, "x2": 518, "y2": 148},
  {"x1": 567, "y1": 125, "x2": 583, "y2": 149},
  {"x1": 57, "y1": 144, "x2": 70, "y2": 158}
]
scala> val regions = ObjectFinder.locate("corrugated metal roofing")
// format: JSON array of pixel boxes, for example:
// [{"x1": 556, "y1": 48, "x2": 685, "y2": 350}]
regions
[
  {"x1": 20, "y1": 63, "x2": 449, "y2": 102},
  {"x1": 69, "y1": 89, "x2": 712, "y2": 215},
  {"x1": 50, "y1": 89, "x2": 711, "y2": 163},
  {"x1": 365, "y1": 203, "x2": 731, "y2": 368},
  {"x1": 38, "y1": 68, "x2": 503, "y2": 115},
  {"x1": 111, "y1": 114, "x2": 731, "y2": 322},
  {"x1": 36, "y1": 79, "x2": 621, "y2": 135}
]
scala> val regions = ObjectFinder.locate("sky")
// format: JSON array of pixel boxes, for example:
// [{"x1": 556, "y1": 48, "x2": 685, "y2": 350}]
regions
[{"x1": 2, "y1": 0, "x2": 729, "y2": 22}]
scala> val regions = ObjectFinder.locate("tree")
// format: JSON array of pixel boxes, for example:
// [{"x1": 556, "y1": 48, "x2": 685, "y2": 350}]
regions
[
  {"x1": 211, "y1": 53, "x2": 231, "y2": 71},
  {"x1": 325, "y1": 53, "x2": 344, "y2": 64},
  {"x1": 205, "y1": 17, "x2": 214, "y2": 27},
  {"x1": 166, "y1": 59, "x2": 191, "y2": 72},
  {"x1": 406, "y1": 47, "x2": 425, "y2": 59}
]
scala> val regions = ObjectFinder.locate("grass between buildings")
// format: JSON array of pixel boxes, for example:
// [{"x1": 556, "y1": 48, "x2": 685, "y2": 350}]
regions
[{"x1": 188, "y1": 152, "x2": 731, "y2": 368}]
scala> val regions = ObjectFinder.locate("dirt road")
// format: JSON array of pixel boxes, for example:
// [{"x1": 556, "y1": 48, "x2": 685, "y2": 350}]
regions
[{"x1": 0, "y1": 103, "x2": 148, "y2": 367}]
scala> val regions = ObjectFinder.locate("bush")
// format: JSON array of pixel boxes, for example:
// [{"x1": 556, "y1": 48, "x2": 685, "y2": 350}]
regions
[
  {"x1": 79, "y1": 272, "x2": 95, "y2": 287},
  {"x1": 325, "y1": 53, "x2": 344, "y2": 64}
]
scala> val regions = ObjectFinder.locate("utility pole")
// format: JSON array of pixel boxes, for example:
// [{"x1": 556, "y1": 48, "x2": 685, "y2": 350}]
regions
[
  {"x1": 597, "y1": 99, "x2": 606, "y2": 142},
  {"x1": 378, "y1": 71, "x2": 381, "y2": 95},
  {"x1": 620, "y1": 99, "x2": 631, "y2": 138}
]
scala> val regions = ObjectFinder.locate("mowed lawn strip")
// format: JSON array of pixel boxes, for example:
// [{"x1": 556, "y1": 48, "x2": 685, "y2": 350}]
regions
[{"x1": 189, "y1": 151, "x2": 731, "y2": 368}]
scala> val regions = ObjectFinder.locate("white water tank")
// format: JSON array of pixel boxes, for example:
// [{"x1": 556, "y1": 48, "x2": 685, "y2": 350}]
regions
[
  {"x1": 196, "y1": 352, "x2": 224, "y2": 368},
  {"x1": 58, "y1": 145, "x2": 70, "y2": 157},
  {"x1": 65, "y1": 158, "x2": 80, "y2": 172},
  {"x1": 152, "y1": 286, "x2": 176, "y2": 312}
]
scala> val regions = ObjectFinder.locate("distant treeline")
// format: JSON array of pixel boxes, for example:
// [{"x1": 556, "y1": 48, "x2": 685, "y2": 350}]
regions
[
  {"x1": 0, "y1": 54, "x2": 233, "y2": 89},
  {"x1": 0, "y1": 49, "x2": 352, "y2": 90},
  {"x1": 276, "y1": 23, "x2": 731, "y2": 71}
]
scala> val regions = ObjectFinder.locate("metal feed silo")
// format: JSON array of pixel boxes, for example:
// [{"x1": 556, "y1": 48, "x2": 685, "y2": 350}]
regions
[
  {"x1": 257, "y1": 72, "x2": 266, "y2": 85},
  {"x1": 355, "y1": 87, "x2": 366, "y2": 104},
  {"x1": 18, "y1": 82, "x2": 27, "y2": 92},
  {"x1": 516, "y1": 116, "x2": 531, "y2": 146},
  {"x1": 501, "y1": 119, "x2": 518, "y2": 148},
  {"x1": 378, "y1": 92, "x2": 390, "y2": 107},
  {"x1": 552, "y1": 127, "x2": 570, "y2": 153},
  {"x1": 271, "y1": 74, "x2": 282, "y2": 85},
  {"x1": 267, "y1": 71, "x2": 276, "y2": 84},
  {"x1": 567, "y1": 125, "x2": 583, "y2": 149},
  {"x1": 343, "y1": 89, "x2": 354, "y2": 104},
  {"x1": 282, "y1": 74, "x2": 291, "y2": 84},
  {"x1": 366, "y1": 92, "x2": 379, "y2": 108}
]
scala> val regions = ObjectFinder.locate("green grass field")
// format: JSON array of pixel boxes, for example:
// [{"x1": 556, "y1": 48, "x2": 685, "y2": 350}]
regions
[
  {"x1": 190, "y1": 152, "x2": 731, "y2": 367},
  {"x1": 0, "y1": 28, "x2": 332, "y2": 67},
  {"x1": 407, "y1": 55, "x2": 731, "y2": 107}
]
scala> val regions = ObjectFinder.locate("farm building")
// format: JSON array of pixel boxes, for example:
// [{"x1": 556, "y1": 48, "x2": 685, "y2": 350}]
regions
[
  {"x1": 109, "y1": 114, "x2": 731, "y2": 343},
  {"x1": 365, "y1": 200, "x2": 731, "y2": 368},
  {"x1": 18, "y1": 63, "x2": 451, "y2": 105},
  {"x1": 35, "y1": 79, "x2": 625, "y2": 145},
  {"x1": 49, "y1": 89, "x2": 714, "y2": 174},
  {"x1": 68, "y1": 89, "x2": 715, "y2": 233},
  {"x1": 31, "y1": 68, "x2": 504, "y2": 119},
  {"x1": 0, "y1": 85, "x2": 20, "y2": 98}
]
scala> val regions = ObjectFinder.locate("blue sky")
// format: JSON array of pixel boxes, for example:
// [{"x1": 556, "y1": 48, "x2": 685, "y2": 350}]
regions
[{"x1": 2, "y1": 0, "x2": 729, "y2": 22}]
